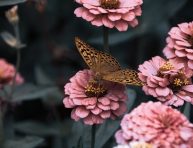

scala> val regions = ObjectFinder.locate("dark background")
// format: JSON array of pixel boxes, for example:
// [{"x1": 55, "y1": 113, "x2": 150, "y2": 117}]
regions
[{"x1": 0, "y1": 0, "x2": 193, "y2": 148}]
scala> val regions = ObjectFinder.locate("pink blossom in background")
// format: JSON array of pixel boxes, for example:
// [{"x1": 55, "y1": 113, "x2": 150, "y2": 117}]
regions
[
  {"x1": 0, "y1": 59, "x2": 24, "y2": 88},
  {"x1": 138, "y1": 56, "x2": 193, "y2": 107},
  {"x1": 63, "y1": 69, "x2": 127, "y2": 125},
  {"x1": 74, "y1": 0, "x2": 143, "y2": 31},
  {"x1": 163, "y1": 22, "x2": 193, "y2": 70},
  {"x1": 115, "y1": 101, "x2": 193, "y2": 148}
]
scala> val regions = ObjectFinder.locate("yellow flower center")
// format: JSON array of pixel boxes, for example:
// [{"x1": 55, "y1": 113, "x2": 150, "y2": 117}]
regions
[
  {"x1": 159, "y1": 61, "x2": 174, "y2": 72},
  {"x1": 100, "y1": 0, "x2": 120, "y2": 9},
  {"x1": 85, "y1": 79, "x2": 107, "y2": 98},
  {"x1": 170, "y1": 71, "x2": 190, "y2": 92},
  {"x1": 131, "y1": 142, "x2": 153, "y2": 148},
  {"x1": 158, "y1": 62, "x2": 190, "y2": 92}
]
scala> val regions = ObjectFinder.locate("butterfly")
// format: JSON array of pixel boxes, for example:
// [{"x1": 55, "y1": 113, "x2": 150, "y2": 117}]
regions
[{"x1": 75, "y1": 37, "x2": 143, "y2": 86}]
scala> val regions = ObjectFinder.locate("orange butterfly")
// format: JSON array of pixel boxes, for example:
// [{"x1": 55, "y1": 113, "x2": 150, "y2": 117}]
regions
[{"x1": 75, "y1": 37, "x2": 143, "y2": 86}]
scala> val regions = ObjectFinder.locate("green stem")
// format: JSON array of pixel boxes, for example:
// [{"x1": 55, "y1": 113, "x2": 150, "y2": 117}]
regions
[
  {"x1": 103, "y1": 26, "x2": 109, "y2": 53},
  {"x1": 91, "y1": 125, "x2": 96, "y2": 148},
  {"x1": 9, "y1": 23, "x2": 21, "y2": 100},
  {"x1": 180, "y1": 103, "x2": 186, "y2": 113},
  {"x1": 0, "y1": 110, "x2": 4, "y2": 148}
]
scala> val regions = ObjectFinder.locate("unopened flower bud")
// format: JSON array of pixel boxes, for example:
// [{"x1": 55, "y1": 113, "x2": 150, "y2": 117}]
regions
[{"x1": 5, "y1": 6, "x2": 19, "y2": 24}]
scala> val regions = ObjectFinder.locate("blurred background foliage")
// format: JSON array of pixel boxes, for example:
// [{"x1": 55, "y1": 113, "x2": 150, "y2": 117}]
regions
[{"x1": 0, "y1": 0, "x2": 193, "y2": 147}]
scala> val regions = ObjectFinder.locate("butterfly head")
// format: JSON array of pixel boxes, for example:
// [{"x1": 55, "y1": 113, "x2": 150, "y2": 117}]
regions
[{"x1": 85, "y1": 78, "x2": 107, "y2": 98}]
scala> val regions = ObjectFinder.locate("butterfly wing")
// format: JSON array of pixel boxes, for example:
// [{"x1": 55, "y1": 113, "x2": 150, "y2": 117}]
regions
[
  {"x1": 75, "y1": 37, "x2": 121, "y2": 75},
  {"x1": 103, "y1": 69, "x2": 143, "y2": 86}
]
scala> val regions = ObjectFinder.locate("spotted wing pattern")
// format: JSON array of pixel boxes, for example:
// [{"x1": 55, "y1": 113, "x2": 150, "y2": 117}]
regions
[
  {"x1": 103, "y1": 69, "x2": 144, "y2": 86},
  {"x1": 75, "y1": 37, "x2": 121, "y2": 75}
]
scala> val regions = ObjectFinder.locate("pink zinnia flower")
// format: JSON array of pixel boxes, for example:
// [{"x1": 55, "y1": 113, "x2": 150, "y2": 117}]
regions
[
  {"x1": 63, "y1": 69, "x2": 127, "y2": 125},
  {"x1": 138, "y1": 56, "x2": 193, "y2": 107},
  {"x1": 115, "y1": 101, "x2": 193, "y2": 148},
  {"x1": 163, "y1": 22, "x2": 193, "y2": 70},
  {"x1": 74, "y1": 0, "x2": 143, "y2": 31},
  {"x1": 0, "y1": 59, "x2": 24, "y2": 88}
]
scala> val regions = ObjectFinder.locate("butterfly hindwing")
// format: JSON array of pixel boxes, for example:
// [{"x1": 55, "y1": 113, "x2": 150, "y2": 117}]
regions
[
  {"x1": 75, "y1": 37, "x2": 121, "y2": 75},
  {"x1": 103, "y1": 69, "x2": 143, "y2": 86}
]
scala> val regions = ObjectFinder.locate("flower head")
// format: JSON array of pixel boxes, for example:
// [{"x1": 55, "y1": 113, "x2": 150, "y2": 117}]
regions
[
  {"x1": 138, "y1": 56, "x2": 193, "y2": 107},
  {"x1": 0, "y1": 59, "x2": 24, "y2": 88},
  {"x1": 74, "y1": 0, "x2": 143, "y2": 31},
  {"x1": 63, "y1": 69, "x2": 128, "y2": 125},
  {"x1": 163, "y1": 22, "x2": 193, "y2": 70},
  {"x1": 115, "y1": 101, "x2": 193, "y2": 148}
]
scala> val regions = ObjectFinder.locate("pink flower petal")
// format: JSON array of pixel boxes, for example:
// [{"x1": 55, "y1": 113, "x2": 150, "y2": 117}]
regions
[
  {"x1": 102, "y1": 16, "x2": 115, "y2": 28},
  {"x1": 113, "y1": 102, "x2": 127, "y2": 116},
  {"x1": 155, "y1": 87, "x2": 170, "y2": 97},
  {"x1": 108, "y1": 13, "x2": 122, "y2": 21},
  {"x1": 188, "y1": 60, "x2": 193, "y2": 69},
  {"x1": 122, "y1": 12, "x2": 135, "y2": 21},
  {"x1": 81, "y1": 0, "x2": 100, "y2": 6},
  {"x1": 163, "y1": 47, "x2": 176, "y2": 58},
  {"x1": 115, "y1": 20, "x2": 129, "y2": 31},
  {"x1": 63, "y1": 97, "x2": 75, "y2": 108},
  {"x1": 74, "y1": 7, "x2": 86, "y2": 17},
  {"x1": 81, "y1": 97, "x2": 97, "y2": 106},
  {"x1": 97, "y1": 103, "x2": 110, "y2": 110},
  {"x1": 91, "y1": 16, "x2": 103, "y2": 26},
  {"x1": 182, "y1": 85, "x2": 193, "y2": 93},
  {"x1": 98, "y1": 97, "x2": 110, "y2": 105},
  {"x1": 110, "y1": 101, "x2": 120, "y2": 110},
  {"x1": 100, "y1": 111, "x2": 111, "y2": 119},
  {"x1": 91, "y1": 107, "x2": 102, "y2": 115},
  {"x1": 71, "y1": 109, "x2": 80, "y2": 121},
  {"x1": 75, "y1": 107, "x2": 90, "y2": 118}
]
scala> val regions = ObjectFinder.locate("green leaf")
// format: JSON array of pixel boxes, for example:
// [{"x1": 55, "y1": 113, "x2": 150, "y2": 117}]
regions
[
  {"x1": 94, "y1": 88, "x2": 136, "y2": 148},
  {"x1": 0, "y1": 0, "x2": 26, "y2": 6},
  {"x1": 66, "y1": 122, "x2": 84, "y2": 148},
  {"x1": 1, "y1": 32, "x2": 26, "y2": 49},
  {"x1": 4, "y1": 136, "x2": 44, "y2": 148},
  {"x1": 14, "y1": 120, "x2": 72, "y2": 137},
  {"x1": 1, "y1": 32, "x2": 17, "y2": 48},
  {"x1": 7, "y1": 84, "x2": 58, "y2": 102},
  {"x1": 34, "y1": 66, "x2": 63, "y2": 105},
  {"x1": 183, "y1": 103, "x2": 191, "y2": 120},
  {"x1": 35, "y1": 66, "x2": 54, "y2": 85}
]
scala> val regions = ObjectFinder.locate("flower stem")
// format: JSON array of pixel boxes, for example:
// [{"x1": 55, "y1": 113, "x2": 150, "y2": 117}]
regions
[
  {"x1": 91, "y1": 125, "x2": 96, "y2": 148},
  {"x1": 103, "y1": 26, "x2": 109, "y2": 53},
  {"x1": 9, "y1": 23, "x2": 21, "y2": 100},
  {"x1": 0, "y1": 110, "x2": 4, "y2": 148}
]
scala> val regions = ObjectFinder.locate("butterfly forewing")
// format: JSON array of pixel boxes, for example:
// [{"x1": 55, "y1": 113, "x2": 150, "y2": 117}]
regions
[
  {"x1": 103, "y1": 69, "x2": 143, "y2": 86},
  {"x1": 75, "y1": 37, "x2": 99, "y2": 72},
  {"x1": 75, "y1": 37, "x2": 121, "y2": 75}
]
